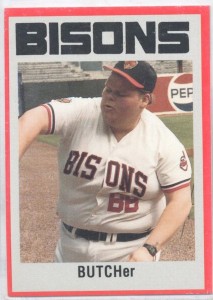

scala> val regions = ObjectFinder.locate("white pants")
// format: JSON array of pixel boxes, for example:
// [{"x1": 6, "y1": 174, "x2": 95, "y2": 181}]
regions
[{"x1": 55, "y1": 223, "x2": 160, "y2": 262}]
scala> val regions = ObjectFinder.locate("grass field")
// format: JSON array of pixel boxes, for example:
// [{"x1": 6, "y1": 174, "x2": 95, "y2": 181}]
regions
[
  {"x1": 37, "y1": 134, "x2": 60, "y2": 146},
  {"x1": 159, "y1": 114, "x2": 193, "y2": 150}
]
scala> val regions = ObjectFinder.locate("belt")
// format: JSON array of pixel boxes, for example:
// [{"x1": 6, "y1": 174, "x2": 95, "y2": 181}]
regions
[{"x1": 63, "y1": 223, "x2": 152, "y2": 242}]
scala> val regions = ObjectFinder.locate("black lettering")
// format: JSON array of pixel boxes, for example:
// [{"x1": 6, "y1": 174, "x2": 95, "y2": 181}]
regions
[
  {"x1": 130, "y1": 268, "x2": 135, "y2": 276},
  {"x1": 96, "y1": 265, "x2": 103, "y2": 277},
  {"x1": 93, "y1": 22, "x2": 123, "y2": 54},
  {"x1": 61, "y1": 22, "x2": 91, "y2": 54},
  {"x1": 106, "y1": 161, "x2": 120, "y2": 187},
  {"x1": 63, "y1": 151, "x2": 80, "y2": 174},
  {"x1": 187, "y1": 88, "x2": 193, "y2": 97},
  {"x1": 126, "y1": 22, "x2": 156, "y2": 53},
  {"x1": 73, "y1": 152, "x2": 88, "y2": 177},
  {"x1": 105, "y1": 265, "x2": 112, "y2": 278},
  {"x1": 171, "y1": 89, "x2": 178, "y2": 98},
  {"x1": 133, "y1": 171, "x2": 147, "y2": 197},
  {"x1": 180, "y1": 88, "x2": 186, "y2": 98},
  {"x1": 49, "y1": 23, "x2": 59, "y2": 55},
  {"x1": 158, "y1": 22, "x2": 189, "y2": 53},
  {"x1": 81, "y1": 155, "x2": 102, "y2": 180},
  {"x1": 16, "y1": 23, "x2": 47, "y2": 55},
  {"x1": 119, "y1": 164, "x2": 134, "y2": 193},
  {"x1": 123, "y1": 268, "x2": 130, "y2": 277},
  {"x1": 78, "y1": 266, "x2": 85, "y2": 278},
  {"x1": 114, "y1": 265, "x2": 122, "y2": 277},
  {"x1": 87, "y1": 266, "x2": 95, "y2": 278},
  {"x1": 15, "y1": 21, "x2": 191, "y2": 56}
]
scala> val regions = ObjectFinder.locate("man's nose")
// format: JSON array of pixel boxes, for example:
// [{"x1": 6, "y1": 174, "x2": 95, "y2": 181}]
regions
[{"x1": 107, "y1": 91, "x2": 117, "y2": 101}]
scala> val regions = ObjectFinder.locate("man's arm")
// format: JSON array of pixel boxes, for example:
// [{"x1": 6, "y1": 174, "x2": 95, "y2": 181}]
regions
[
  {"x1": 128, "y1": 185, "x2": 192, "y2": 261},
  {"x1": 19, "y1": 106, "x2": 49, "y2": 159}
]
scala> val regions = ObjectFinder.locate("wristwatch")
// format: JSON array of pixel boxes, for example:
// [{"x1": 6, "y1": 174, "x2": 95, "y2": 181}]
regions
[{"x1": 143, "y1": 243, "x2": 158, "y2": 257}]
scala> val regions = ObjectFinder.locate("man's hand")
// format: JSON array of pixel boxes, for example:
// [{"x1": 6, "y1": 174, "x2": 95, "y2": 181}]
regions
[{"x1": 127, "y1": 247, "x2": 154, "y2": 262}]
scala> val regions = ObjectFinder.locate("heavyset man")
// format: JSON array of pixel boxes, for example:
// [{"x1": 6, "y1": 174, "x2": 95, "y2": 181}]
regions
[{"x1": 19, "y1": 61, "x2": 192, "y2": 262}]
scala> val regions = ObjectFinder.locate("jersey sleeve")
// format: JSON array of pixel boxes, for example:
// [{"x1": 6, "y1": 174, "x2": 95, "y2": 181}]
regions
[
  {"x1": 156, "y1": 128, "x2": 192, "y2": 193},
  {"x1": 41, "y1": 97, "x2": 98, "y2": 136}
]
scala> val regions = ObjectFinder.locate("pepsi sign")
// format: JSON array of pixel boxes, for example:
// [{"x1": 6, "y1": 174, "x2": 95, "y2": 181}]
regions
[{"x1": 168, "y1": 73, "x2": 193, "y2": 112}]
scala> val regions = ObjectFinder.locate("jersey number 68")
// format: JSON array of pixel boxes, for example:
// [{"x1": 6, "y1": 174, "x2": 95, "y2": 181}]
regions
[{"x1": 107, "y1": 193, "x2": 139, "y2": 213}]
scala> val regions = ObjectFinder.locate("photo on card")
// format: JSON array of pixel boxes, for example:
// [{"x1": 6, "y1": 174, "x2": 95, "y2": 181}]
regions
[{"x1": 4, "y1": 6, "x2": 212, "y2": 297}]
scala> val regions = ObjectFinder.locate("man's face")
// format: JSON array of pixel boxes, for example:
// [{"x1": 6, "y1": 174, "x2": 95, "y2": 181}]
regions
[{"x1": 101, "y1": 73, "x2": 147, "y2": 132}]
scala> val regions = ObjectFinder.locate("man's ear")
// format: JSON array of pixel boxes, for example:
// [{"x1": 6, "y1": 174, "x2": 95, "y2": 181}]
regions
[{"x1": 140, "y1": 93, "x2": 152, "y2": 107}]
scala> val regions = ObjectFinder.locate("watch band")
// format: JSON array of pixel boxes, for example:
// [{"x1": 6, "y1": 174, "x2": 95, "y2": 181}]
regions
[{"x1": 143, "y1": 243, "x2": 158, "y2": 257}]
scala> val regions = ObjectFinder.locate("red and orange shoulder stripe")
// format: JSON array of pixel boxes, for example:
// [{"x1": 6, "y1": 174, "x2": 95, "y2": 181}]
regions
[
  {"x1": 42, "y1": 98, "x2": 72, "y2": 134},
  {"x1": 161, "y1": 178, "x2": 191, "y2": 193},
  {"x1": 42, "y1": 103, "x2": 55, "y2": 134}
]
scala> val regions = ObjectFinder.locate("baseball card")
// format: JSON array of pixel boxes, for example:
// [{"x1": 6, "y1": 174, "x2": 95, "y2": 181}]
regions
[{"x1": 1, "y1": 0, "x2": 212, "y2": 299}]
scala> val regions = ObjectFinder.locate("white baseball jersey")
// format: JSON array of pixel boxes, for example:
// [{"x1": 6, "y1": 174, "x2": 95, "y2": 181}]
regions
[{"x1": 43, "y1": 97, "x2": 191, "y2": 234}]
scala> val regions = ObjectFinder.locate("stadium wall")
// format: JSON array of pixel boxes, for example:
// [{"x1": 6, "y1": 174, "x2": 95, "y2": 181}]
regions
[{"x1": 18, "y1": 73, "x2": 193, "y2": 116}]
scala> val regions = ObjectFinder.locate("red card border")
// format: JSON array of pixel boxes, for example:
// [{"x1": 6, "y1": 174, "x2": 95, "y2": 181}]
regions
[{"x1": 4, "y1": 6, "x2": 212, "y2": 297}]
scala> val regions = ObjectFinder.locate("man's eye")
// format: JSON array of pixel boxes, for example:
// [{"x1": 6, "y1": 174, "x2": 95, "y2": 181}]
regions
[
  {"x1": 104, "y1": 87, "x2": 127, "y2": 98},
  {"x1": 105, "y1": 87, "x2": 111, "y2": 93},
  {"x1": 115, "y1": 92, "x2": 126, "y2": 97}
]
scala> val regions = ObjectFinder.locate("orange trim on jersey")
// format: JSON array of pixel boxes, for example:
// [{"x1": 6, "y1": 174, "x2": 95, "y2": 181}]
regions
[
  {"x1": 42, "y1": 104, "x2": 52, "y2": 134},
  {"x1": 162, "y1": 182, "x2": 191, "y2": 193}
]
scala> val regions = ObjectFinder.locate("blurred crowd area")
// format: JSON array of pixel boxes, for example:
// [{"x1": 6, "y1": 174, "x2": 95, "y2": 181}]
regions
[{"x1": 18, "y1": 60, "x2": 192, "y2": 83}]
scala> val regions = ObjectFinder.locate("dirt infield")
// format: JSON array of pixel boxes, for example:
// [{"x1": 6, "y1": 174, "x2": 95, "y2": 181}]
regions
[{"x1": 19, "y1": 140, "x2": 195, "y2": 262}]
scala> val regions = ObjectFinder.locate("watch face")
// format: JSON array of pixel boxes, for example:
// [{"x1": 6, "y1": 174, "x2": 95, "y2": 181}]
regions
[
  {"x1": 150, "y1": 246, "x2": 157, "y2": 256},
  {"x1": 144, "y1": 244, "x2": 157, "y2": 256}
]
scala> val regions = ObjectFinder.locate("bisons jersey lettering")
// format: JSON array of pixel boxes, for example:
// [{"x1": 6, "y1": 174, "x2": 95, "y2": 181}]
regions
[{"x1": 42, "y1": 97, "x2": 191, "y2": 233}]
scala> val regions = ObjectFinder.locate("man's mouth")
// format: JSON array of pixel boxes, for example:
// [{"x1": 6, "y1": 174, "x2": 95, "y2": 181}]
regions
[{"x1": 103, "y1": 104, "x2": 114, "y2": 111}]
